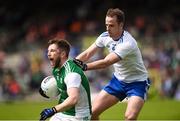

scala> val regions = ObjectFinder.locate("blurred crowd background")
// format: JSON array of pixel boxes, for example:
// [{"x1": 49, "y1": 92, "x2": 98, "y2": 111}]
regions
[{"x1": 0, "y1": 0, "x2": 180, "y2": 101}]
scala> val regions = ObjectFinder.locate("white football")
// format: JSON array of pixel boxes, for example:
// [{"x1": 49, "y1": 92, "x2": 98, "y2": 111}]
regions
[{"x1": 40, "y1": 76, "x2": 60, "y2": 98}]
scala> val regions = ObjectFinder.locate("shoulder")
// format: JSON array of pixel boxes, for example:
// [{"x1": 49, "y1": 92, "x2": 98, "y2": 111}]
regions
[
  {"x1": 99, "y1": 31, "x2": 109, "y2": 37},
  {"x1": 123, "y1": 31, "x2": 136, "y2": 41},
  {"x1": 66, "y1": 72, "x2": 81, "y2": 80},
  {"x1": 64, "y1": 72, "x2": 81, "y2": 88},
  {"x1": 64, "y1": 61, "x2": 82, "y2": 81},
  {"x1": 95, "y1": 31, "x2": 110, "y2": 47},
  {"x1": 122, "y1": 31, "x2": 137, "y2": 47},
  {"x1": 64, "y1": 59, "x2": 83, "y2": 73}
]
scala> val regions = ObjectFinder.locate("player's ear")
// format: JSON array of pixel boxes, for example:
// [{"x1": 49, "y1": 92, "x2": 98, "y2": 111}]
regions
[
  {"x1": 120, "y1": 23, "x2": 123, "y2": 29},
  {"x1": 60, "y1": 51, "x2": 66, "y2": 58}
]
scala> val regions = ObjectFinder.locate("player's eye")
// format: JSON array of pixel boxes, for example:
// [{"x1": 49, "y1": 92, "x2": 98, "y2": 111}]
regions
[
  {"x1": 49, "y1": 49, "x2": 56, "y2": 52},
  {"x1": 109, "y1": 24, "x2": 114, "y2": 27}
]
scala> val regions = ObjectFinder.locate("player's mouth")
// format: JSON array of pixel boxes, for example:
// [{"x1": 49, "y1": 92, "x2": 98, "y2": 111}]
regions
[
  {"x1": 108, "y1": 31, "x2": 112, "y2": 36},
  {"x1": 49, "y1": 58, "x2": 55, "y2": 67}
]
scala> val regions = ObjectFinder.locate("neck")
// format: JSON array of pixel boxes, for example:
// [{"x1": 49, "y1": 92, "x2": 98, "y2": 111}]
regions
[
  {"x1": 59, "y1": 58, "x2": 68, "y2": 68},
  {"x1": 113, "y1": 30, "x2": 123, "y2": 41}
]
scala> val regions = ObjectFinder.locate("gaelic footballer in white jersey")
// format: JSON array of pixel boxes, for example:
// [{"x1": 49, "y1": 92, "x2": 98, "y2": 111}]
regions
[{"x1": 95, "y1": 30, "x2": 148, "y2": 83}]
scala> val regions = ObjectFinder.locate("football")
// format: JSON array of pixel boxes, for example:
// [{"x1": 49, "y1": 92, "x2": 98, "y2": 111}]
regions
[{"x1": 40, "y1": 76, "x2": 60, "y2": 98}]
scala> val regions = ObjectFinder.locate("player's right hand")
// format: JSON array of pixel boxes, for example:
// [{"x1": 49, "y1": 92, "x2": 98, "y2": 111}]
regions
[
  {"x1": 73, "y1": 58, "x2": 87, "y2": 71},
  {"x1": 39, "y1": 107, "x2": 57, "y2": 121}
]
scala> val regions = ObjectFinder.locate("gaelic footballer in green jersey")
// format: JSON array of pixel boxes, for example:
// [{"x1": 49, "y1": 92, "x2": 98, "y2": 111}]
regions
[{"x1": 39, "y1": 39, "x2": 91, "y2": 121}]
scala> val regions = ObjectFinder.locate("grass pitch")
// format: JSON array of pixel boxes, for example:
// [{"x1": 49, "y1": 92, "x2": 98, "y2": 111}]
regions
[{"x1": 0, "y1": 99, "x2": 180, "y2": 120}]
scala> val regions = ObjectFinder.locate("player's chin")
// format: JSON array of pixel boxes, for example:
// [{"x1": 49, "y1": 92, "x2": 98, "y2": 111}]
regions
[
  {"x1": 108, "y1": 32, "x2": 112, "y2": 37},
  {"x1": 50, "y1": 61, "x2": 55, "y2": 67}
]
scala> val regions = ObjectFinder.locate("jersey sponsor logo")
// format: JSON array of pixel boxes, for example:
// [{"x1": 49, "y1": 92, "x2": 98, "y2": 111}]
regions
[{"x1": 112, "y1": 43, "x2": 116, "y2": 51}]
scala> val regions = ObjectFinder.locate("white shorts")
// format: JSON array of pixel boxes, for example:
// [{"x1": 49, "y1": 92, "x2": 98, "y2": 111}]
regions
[{"x1": 50, "y1": 112, "x2": 91, "y2": 121}]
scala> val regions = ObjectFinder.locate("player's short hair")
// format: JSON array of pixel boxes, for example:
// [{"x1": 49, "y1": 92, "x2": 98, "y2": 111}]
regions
[
  {"x1": 106, "y1": 8, "x2": 125, "y2": 24},
  {"x1": 48, "y1": 38, "x2": 71, "y2": 57}
]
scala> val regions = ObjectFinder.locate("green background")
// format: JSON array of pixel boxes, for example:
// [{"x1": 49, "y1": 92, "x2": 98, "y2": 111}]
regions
[{"x1": 0, "y1": 99, "x2": 180, "y2": 120}]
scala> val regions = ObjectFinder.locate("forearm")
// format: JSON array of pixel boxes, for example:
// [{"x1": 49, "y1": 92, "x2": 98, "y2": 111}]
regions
[
  {"x1": 76, "y1": 43, "x2": 98, "y2": 62},
  {"x1": 54, "y1": 97, "x2": 78, "y2": 112},
  {"x1": 87, "y1": 59, "x2": 110, "y2": 70},
  {"x1": 86, "y1": 53, "x2": 120, "y2": 70},
  {"x1": 76, "y1": 51, "x2": 90, "y2": 62}
]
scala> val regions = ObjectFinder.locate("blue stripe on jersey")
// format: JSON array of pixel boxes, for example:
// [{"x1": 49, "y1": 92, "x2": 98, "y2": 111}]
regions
[
  {"x1": 100, "y1": 32, "x2": 109, "y2": 37},
  {"x1": 120, "y1": 38, "x2": 123, "y2": 43},
  {"x1": 119, "y1": 31, "x2": 124, "y2": 43}
]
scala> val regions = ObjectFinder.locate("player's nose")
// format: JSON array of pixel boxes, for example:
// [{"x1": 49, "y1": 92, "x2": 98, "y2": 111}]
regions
[
  {"x1": 106, "y1": 26, "x2": 111, "y2": 32},
  {"x1": 106, "y1": 26, "x2": 109, "y2": 31},
  {"x1": 47, "y1": 51, "x2": 51, "y2": 58}
]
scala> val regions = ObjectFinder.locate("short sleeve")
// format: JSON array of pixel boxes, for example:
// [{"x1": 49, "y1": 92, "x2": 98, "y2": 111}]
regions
[
  {"x1": 64, "y1": 73, "x2": 81, "y2": 89},
  {"x1": 95, "y1": 36, "x2": 104, "y2": 48}
]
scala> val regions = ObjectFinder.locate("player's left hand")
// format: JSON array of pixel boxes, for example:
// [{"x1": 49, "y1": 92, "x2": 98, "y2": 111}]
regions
[{"x1": 39, "y1": 107, "x2": 57, "y2": 121}]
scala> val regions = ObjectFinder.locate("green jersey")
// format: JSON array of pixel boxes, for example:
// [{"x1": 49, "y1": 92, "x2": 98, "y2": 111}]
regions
[{"x1": 52, "y1": 59, "x2": 91, "y2": 117}]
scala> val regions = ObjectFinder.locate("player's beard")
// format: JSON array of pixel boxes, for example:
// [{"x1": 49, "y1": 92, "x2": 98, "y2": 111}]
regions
[
  {"x1": 54, "y1": 56, "x2": 61, "y2": 68},
  {"x1": 108, "y1": 31, "x2": 114, "y2": 38}
]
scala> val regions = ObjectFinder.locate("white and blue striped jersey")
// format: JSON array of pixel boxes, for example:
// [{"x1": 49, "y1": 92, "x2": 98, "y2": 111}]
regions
[{"x1": 95, "y1": 31, "x2": 148, "y2": 82}]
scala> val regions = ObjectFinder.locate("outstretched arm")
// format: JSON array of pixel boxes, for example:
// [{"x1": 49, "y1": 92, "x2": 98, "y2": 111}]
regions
[
  {"x1": 87, "y1": 52, "x2": 121, "y2": 70},
  {"x1": 74, "y1": 48, "x2": 121, "y2": 71},
  {"x1": 76, "y1": 43, "x2": 99, "y2": 62}
]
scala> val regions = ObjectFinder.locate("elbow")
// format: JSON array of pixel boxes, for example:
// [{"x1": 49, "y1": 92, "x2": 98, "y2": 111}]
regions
[{"x1": 70, "y1": 96, "x2": 78, "y2": 106}]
